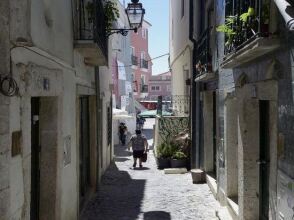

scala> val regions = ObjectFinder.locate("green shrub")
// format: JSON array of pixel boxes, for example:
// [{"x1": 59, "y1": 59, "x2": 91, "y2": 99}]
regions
[
  {"x1": 157, "y1": 142, "x2": 179, "y2": 159},
  {"x1": 172, "y1": 151, "x2": 187, "y2": 160}
]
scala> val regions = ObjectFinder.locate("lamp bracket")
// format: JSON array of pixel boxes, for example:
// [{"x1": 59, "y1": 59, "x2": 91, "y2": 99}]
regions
[{"x1": 107, "y1": 28, "x2": 138, "y2": 37}]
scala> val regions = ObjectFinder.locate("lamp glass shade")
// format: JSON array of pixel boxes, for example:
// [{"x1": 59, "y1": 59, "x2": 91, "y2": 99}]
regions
[{"x1": 126, "y1": 3, "x2": 145, "y2": 29}]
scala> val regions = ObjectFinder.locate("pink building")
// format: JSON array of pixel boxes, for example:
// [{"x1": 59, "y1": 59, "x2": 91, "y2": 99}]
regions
[
  {"x1": 131, "y1": 20, "x2": 152, "y2": 100},
  {"x1": 148, "y1": 71, "x2": 172, "y2": 101}
]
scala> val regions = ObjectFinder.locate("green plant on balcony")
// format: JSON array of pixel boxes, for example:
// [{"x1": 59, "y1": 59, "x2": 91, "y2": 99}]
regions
[
  {"x1": 216, "y1": 15, "x2": 237, "y2": 46},
  {"x1": 240, "y1": 6, "x2": 255, "y2": 23},
  {"x1": 104, "y1": 0, "x2": 120, "y2": 34},
  {"x1": 85, "y1": 1, "x2": 119, "y2": 34}
]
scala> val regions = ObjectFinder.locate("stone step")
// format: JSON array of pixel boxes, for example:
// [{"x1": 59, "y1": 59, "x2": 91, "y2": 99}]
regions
[{"x1": 164, "y1": 168, "x2": 188, "y2": 174}]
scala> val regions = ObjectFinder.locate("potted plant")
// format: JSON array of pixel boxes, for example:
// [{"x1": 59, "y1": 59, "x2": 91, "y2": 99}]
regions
[
  {"x1": 170, "y1": 151, "x2": 188, "y2": 168},
  {"x1": 156, "y1": 143, "x2": 172, "y2": 169}
]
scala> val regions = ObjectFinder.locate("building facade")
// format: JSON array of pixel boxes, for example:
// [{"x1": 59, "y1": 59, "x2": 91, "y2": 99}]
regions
[
  {"x1": 111, "y1": 0, "x2": 135, "y2": 114},
  {"x1": 189, "y1": 0, "x2": 294, "y2": 219},
  {"x1": 169, "y1": 0, "x2": 192, "y2": 116},
  {"x1": 131, "y1": 20, "x2": 152, "y2": 101},
  {"x1": 148, "y1": 71, "x2": 172, "y2": 101},
  {"x1": 0, "y1": 0, "x2": 113, "y2": 219}
]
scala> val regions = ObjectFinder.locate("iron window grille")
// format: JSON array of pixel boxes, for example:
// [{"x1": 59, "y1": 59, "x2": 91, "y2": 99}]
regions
[
  {"x1": 74, "y1": 0, "x2": 108, "y2": 59},
  {"x1": 224, "y1": 0, "x2": 271, "y2": 55}
]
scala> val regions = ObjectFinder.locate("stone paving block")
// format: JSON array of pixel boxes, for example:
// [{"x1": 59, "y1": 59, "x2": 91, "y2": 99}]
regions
[{"x1": 81, "y1": 119, "x2": 222, "y2": 220}]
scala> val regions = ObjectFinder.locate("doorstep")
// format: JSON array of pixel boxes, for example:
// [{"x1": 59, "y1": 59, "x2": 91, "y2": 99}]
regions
[
  {"x1": 227, "y1": 197, "x2": 239, "y2": 220},
  {"x1": 216, "y1": 206, "x2": 233, "y2": 220},
  {"x1": 164, "y1": 168, "x2": 187, "y2": 174},
  {"x1": 206, "y1": 173, "x2": 217, "y2": 198}
]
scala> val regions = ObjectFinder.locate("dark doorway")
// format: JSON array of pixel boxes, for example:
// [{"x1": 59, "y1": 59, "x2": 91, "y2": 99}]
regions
[
  {"x1": 259, "y1": 100, "x2": 270, "y2": 220},
  {"x1": 212, "y1": 91, "x2": 217, "y2": 176},
  {"x1": 31, "y1": 97, "x2": 40, "y2": 220},
  {"x1": 199, "y1": 99, "x2": 204, "y2": 168},
  {"x1": 79, "y1": 97, "x2": 91, "y2": 210}
]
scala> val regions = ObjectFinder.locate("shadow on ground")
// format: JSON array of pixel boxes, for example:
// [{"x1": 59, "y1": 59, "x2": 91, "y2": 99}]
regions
[
  {"x1": 81, "y1": 143, "x2": 169, "y2": 220},
  {"x1": 81, "y1": 162, "x2": 146, "y2": 220},
  {"x1": 143, "y1": 211, "x2": 171, "y2": 220}
]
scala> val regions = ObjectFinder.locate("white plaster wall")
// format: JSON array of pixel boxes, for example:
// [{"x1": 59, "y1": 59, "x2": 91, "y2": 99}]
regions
[
  {"x1": 169, "y1": 0, "x2": 193, "y2": 113},
  {"x1": 99, "y1": 66, "x2": 113, "y2": 174},
  {"x1": 30, "y1": 0, "x2": 74, "y2": 65},
  {"x1": 169, "y1": 0, "x2": 191, "y2": 62},
  {"x1": 10, "y1": 48, "x2": 78, "y2": 220}
]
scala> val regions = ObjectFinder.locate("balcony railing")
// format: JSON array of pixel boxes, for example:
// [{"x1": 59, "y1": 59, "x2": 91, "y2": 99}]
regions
[
  {"x1": 140, "y1": 59, "x2": 148, "y2": 69},
  {"x1": 74, "y1": 0, "x2": 108, "y2": 65},
  {"x1": 141, "y1": 85, "x2": 148, "y2": 93},
  {"x1": 171, "y1": 95, "x2": 190, "y2": 116},
  {"x1": 131, "y1": 55, "x2": 138, "y2": 66},
  {"x1": 223, "y1": 0, "x2": 271, "y2": 55},
  {"x1": 196, "y1": 27, "x2": 212, "y2": 75}
]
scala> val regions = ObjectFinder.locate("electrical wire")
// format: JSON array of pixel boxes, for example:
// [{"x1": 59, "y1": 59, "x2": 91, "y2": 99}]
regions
[
  {"x1": 0, "y1": 75, "x2": 19, "y2": 97},
  {"x1": 113, "y1": 53, "x2": 170, "y2": 68}
]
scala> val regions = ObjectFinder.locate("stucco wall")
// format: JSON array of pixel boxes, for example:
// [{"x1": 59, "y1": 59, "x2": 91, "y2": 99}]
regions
[
  {"x1": 169, "y1": 0, "x2": 191, "y2": 63},
  {"x1": 0, "y1": 0, "x2": 11, "y2": 219},
  {"x1": 4, "y1": 0, "x2": 113, "y2": 218}
]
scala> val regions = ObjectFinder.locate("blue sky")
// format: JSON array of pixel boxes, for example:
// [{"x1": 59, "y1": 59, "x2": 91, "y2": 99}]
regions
[{"x1": 120, "y1": 0, "x2": 169, "y2": 75}]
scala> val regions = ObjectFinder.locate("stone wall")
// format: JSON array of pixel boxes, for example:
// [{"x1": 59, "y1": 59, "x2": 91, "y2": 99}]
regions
[{"x1": 0, "y1": 0, "x2": 11, "y2": 218}]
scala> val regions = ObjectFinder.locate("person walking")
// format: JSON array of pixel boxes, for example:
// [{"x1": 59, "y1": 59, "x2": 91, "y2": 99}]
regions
[
  {"x1": 118, "y1": 122, "x2": 127, "y2": 145},
  {"x1": 128, "y1": 129, "x2": 148, "y2": 168}
]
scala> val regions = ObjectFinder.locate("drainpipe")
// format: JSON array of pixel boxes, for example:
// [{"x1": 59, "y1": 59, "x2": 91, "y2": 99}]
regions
[
  {"x1": 274, "y1": 0, "x2": 294, "y2": 30},
  {"x1": 95, "y1": 66, "x2": 102, "y2": 189},
  {"x1": 189, "y1": 0, "x2": 199, "y2": 168}
]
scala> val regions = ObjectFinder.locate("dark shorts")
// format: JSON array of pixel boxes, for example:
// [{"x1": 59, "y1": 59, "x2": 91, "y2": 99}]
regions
[{"x1": 133, "y1": 150, "x2": 144, "y2": 158}]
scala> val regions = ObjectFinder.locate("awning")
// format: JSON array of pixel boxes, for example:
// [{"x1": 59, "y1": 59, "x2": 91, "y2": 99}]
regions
[
  {"x1": 138, "y1": 110, "x2": 173, "y2": 118},
  {"x1": 274, "y1": 0, "x2": 294, "y2": 30}
]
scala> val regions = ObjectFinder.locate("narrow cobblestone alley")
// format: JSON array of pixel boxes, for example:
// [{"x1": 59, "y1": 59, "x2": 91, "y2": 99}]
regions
[{"x1": 81, "y1": 119, "x2": 222, "y2": 220}]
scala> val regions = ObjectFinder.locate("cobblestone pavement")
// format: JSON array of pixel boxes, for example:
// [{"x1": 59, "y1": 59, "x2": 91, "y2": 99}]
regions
[{"x1": 81, "y1": 119, "x2": 222, "y2": 220}]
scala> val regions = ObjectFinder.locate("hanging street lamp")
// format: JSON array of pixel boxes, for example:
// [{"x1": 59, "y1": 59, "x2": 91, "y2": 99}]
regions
[{"x1": 108, "y1": 0, "x2": 145, "y2": 36}]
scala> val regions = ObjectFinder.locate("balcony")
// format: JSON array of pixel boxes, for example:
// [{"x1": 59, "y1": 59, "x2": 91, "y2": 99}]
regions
[
  {"x1": 131, "y1": 55, "x2": 138, "y2": 66},
  {"x1": 74, "y1": 0, "x2": 108, "y2": 66},
  {"x1": 140, "y1": 59, "x2": 148, "y2": 69},
  {"x1": 220, "y1": 0, "x2": 280, "y2": 68},
  {"x1": 195, "y1": 27, "x2": 215, "y2": 82}
]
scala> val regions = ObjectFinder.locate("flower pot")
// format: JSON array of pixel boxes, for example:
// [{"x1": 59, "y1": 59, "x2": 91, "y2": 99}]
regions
[
  {"x1": 156, "y1": 158, "x2": 170, "y2": 169},
  {"x1": 170, "y1": 159, "x2": 187, "y2": 168}
]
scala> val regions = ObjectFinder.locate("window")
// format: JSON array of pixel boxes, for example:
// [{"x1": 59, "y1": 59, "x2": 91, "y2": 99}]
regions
[
  {"x1": 141, "y1": 51, "x2": 145, "y2": 60},
  {"x1": 151, "y1": 86, "x2": 161, "y2": 91},
  {"x1": 166, "y1": 85, "x2": 171, "y2": 92},
  {"x1": 142, "y1": 28, "x2": 147, "y2": 38},
  {"x1": 181, "y1": 0, "x2": 185, "y2": 18},
  {"x1": 141, "y1": 75, "x2": 146, "y2": 85},
  {"x1": 140, "y1": 52, "x2": 148, "y2": 69},
  {"x1": 131, "y1": 47, "x2": 135, "y2": 55}
]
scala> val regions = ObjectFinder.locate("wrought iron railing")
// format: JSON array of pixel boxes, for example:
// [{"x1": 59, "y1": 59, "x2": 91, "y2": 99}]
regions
[
  {"x1": 223, "y1": 0, "x2": 271, "y2": 55},
  {"x1": 140, "y1": 59, "x2": 148, "y2": 69},
  {"x1": 131, "y1": 55, "x2": 138, "y2": 66},
  {"x1": 196, "y1": 27, "x2": 212, "y2": 75},
  {"x1": 171, "y1": 95, "x2": 190, "y2": 116},
  {"x1": 74, "y1": 0, "x2": 108, "y2": 59},
  {"x1": 141, "y1": 85, "x2": 148, "y2": 93}
]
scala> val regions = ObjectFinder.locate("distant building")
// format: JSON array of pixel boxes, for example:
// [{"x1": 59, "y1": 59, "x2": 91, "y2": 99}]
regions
[
  {"x1": 131, "y1": 20, "x2": 152, "y2": 101},
  {"x1": 148, "y1": 72, "x2": 172, "y2": 101},
  {"x1": 111, "y1": 0, "x2": 135, "y2": 114}
]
